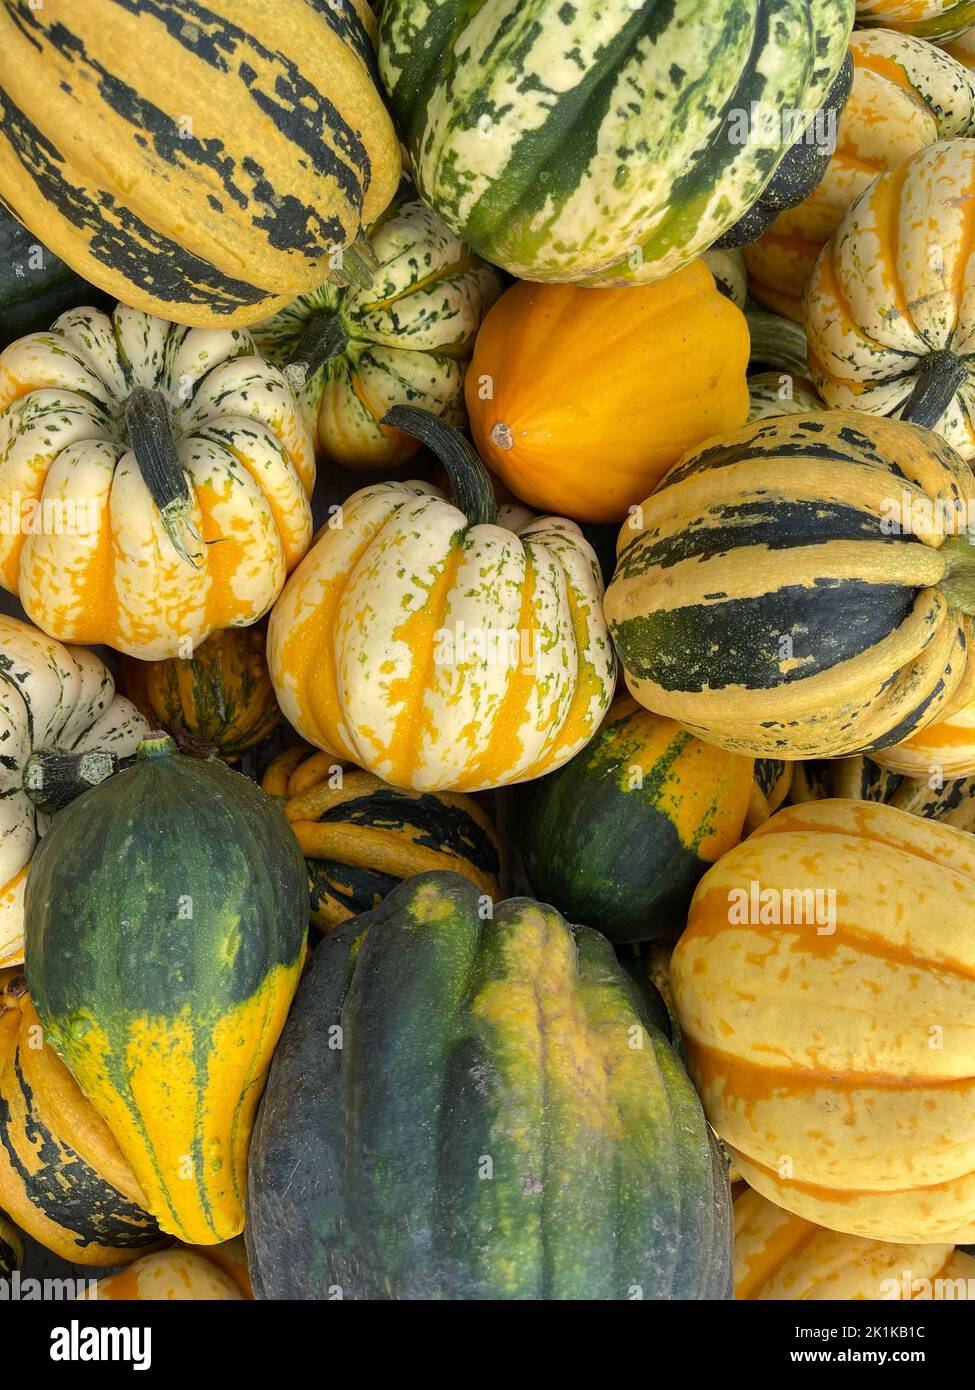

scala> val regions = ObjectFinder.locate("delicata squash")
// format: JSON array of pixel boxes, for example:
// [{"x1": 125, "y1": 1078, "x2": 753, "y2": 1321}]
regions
[
  {"x1": 604, "y1": 411, "x2": 975, "y2": 759},
  {"x1": 268, "y1": 407, "x2": 615, "y2": 792}
]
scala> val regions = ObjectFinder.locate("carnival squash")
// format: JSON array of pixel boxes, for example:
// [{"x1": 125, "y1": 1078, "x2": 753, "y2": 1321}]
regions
[
  {"x1": 465, "y1": 263, "x2": 750, "y2": 524},
  {"x1": 0, "y1": 0, "x2": 401, "y2": 328},
  {"x1": 791, "y1": 750, "x2": 975, "y2": 831},
  {"x1": 871, "y1": 691, "x2": 975, "y2": 780},
  {"x1": 518, "y1": 697, "x2": 756, "y2": 943},
  {"x1": 604, "y1": 411, "x2": 975, "y2": 759},
  {"x1": 806, "y1": 139, "x2": 975, "y2": 456},
  {"x1": 0, "y1": 303, "x2": 315, "y2": 658},
  {"x1": 747, "y1": 374, "x2": 825, "y2": 421},
  {"x1": 24, "y1": 735, "x2": 309, "y2": 1245},
  {"x1": 703, "y1": 249, "x2": 747, "y2": 309},
  {"x1": 0, "y1": 205, "x2": 109, "y2": 349},
  {"x1": 263, "y1": 746, "x2": 501, "y2": 931},
  {"x1": 0, "y1": 1212, "x2": 23, "y2": 1283},
  {"x1": 120, "y1": 627, "x2": 279, "y2": 762},
  {"x1": 0, "y1": 614, "x2": 149, "y2": 968},
  {"x1": 246, "y1": 871, "x2": 733, "y2": 1300},
  {"x1": 857, "y1": 0, "x2": 975, "y2": 40},
  {"x1": 746, "y1": 29, "x2": 975, "y2": 321},
  {"x1": 81, "y1": 1247, "x2": 244, "y2": 1302},
  {"x1": 253, "y1": 180, "x2": 502, "y2": 471},
  {"x1": 0, "y1": 971, "x2": 162, "y2": 1266},
  {"x1": 268, "y1": 407, "x2": 615, "y2": 792},
  {"x1": 672, "y1": 799, "x2": 975, "y2": 1243},
  {"x1": 735, "y1": 1188, "x2": 975, "y2": 1300},
  {"x1": 378, "y1": 0, "x2": 853, "y2": 286}
]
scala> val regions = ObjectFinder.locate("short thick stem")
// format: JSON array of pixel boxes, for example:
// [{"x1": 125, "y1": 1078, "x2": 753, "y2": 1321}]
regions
[
  {"x1": 283, "y1": 308, "x2": 346, "y2": 393},
  {"x1": 24, "y1": 748, "x2": 119, "y2": 814},
  {"x1": 900, "y1": 351, "x2": 970, "y2": 432},
  {"x1": 381, "y1": 406, "x2": 498, "y2": 527},
  {"x1": 125, "y1": 386, "x2": 202, "y2": 569}
]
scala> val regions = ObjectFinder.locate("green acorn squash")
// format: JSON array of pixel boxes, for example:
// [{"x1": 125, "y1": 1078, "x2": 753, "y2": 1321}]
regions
[
  {"x1": 246, "y1": 871, "x2": 733, "y2": 1300},
  {"x1": 378, "y1": 0, "x2": 854, "y2": 285},
  {"x1": 24, "y1": 735, "x2": 308, "y2": 1246}
]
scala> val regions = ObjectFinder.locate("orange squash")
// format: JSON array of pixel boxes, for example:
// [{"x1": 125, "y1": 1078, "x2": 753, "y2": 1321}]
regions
[{"x1": 464, "y1": 260, "x2": 749, "y2": 524}]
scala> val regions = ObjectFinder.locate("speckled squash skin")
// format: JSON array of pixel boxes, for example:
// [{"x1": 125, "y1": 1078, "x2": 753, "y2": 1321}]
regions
[
  {"x1": 0, "y1": 971, "x2": 163, "y2": 1267},
  {"x1": 672, "y1": 800, "x2": 975, "y2": 1244},
  {"x1": 734, "y1": 1187, "x2": 975, "y2": 1300},
  {"x1": 24, "y1": 737, "x2": 309, "y2": 1246},
  {"x1": 0, "y1": 303, "x2": 316, "y2": 659},
  {"x1": 81, "y1": 1246, "x2": 244, "y2": 1301},
  {"x1": 0, "y1": 0, "x2": 401, "y2": 328},
  {"x1": 247, "y1": 872, "x2": 733, "y2": 1300},
  {"x1": 857, "y1": 0, "x2": 975, "y2": 41}
]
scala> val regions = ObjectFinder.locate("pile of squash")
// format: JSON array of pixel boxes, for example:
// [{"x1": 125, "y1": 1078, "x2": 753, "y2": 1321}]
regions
[{"x1": 1, "y1": 0, "x2": 975, "y2": 1305}]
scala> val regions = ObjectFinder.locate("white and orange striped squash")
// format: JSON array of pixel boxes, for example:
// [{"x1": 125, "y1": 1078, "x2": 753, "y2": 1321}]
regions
[
  {"x1": 873, "y1": 692, "x2": 975, "y2": 778},
  {"x1": 805, "y1": 139, "x2": 975, "y2": 459},
  {"x1": 857, "y1": 0, "x2": 975, "y2": 40},
  {"x1": 672, "y1": 799, "x2": 975, "y2": 1245},
  {"x1": 0, "y1": 303, "x2": 316, "y2": 658},
  {"x1": 745, "y1": 29, "x2": 975, "y2": 321},
  {"x1": 735, "y1": 1188, "x2": 975, "y2": 1300},
  {"x1": 81, "y1": 1244, "x2": 248, "y2": 1301},
  {"x1": 0, "y1": 614, "x2": 148, "y2": 967},
  {"x1": 268, "y1": 407, "x2": 615, "y2": 793}
]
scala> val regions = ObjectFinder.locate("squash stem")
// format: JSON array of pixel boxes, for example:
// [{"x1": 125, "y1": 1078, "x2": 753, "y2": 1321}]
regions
[
  {"x1": 900, "y1": 351, "x2": 970, "y2": 432},
  {"x1": 283, "y1": 308, "x2": 346, "y2": 393},
  {"x1": 381, "y1": 406, "x2": 498, "y2": 527},
  {"x1": 24, "y1": 748, "x2": 119, "y2": 814},
  {"x1": 939, "y1": 534, "x2": 975, "y2": 615},
  {"x1": 328, "y1": 229, "x2": 379, "y2": 291},
  {"x1": 125, "y1": 386, "x2": 202, "y2": 568}
]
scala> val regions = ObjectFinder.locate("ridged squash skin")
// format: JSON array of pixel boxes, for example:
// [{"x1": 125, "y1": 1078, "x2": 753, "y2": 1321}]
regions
[
  {"x1": 0, "y1": 614, "x2": 149, "y2": 968},
  {"x1": 735, "y1": 1188, "x2": 975, "y2": 1300},
  {"x1": 268, "y1": 472, "x2": 615, "y2": 792},
  {"x1": 24, "y1": 737, "x2": 309, "y2": 1246},
  {"x1": 604, "y1": 411, "x2": 975, "y2": 759},
  {"x1": 806, "y1": 139, "x2": 975, "y2": 459},
  {"x1": 247, "y1": 872, "x2": 733, "y2": 1300},
  {"x1": 872, "y1": 694, "x2": 975, "y2": 778},
  {"x1": 672, "y1": 800, "x2": 975, "y2": 1244},
  {"x1": 465, "y1": 262, "x2": 750, "y2": 524},
  {"x1": 0, "y1": 971, "x2": 162, "y2": 1266},
  {"x1": 792, "y1": 750, "x2": 975, "y2": 831},
  {"x1": 120, "y1": 627, "x2": 279, "y2": 761},
  {"x1": 0, "y1": 0, "x2": 401, "y2": 328},
  {"x1": 745, "y1": 30, "x2": 975, "y2": 321},
  {"x1": 518, "y1": 698, "x2": 756, "y2": 944},
  {"x1": 262, "y1": 747, "x2": 502, "y2": 932},
  {"x1": 378, "y1": 0, "x2": 853, "y2": 286},
  {"x1": 857, "y1": 0, "x2": 975, "y2": 40},
  {"x1": 253, "y1": 180, "x2": 503, "y2": 471},
  {"x1": 81, "y1": 1247, "x2": 244, "y2": 1301},
  {"x1": 747, "y1": 373, "x2": 825, "y2": 421},
  {"x1": 0, "y1": 303, "x2": 315, "y2": 658}
]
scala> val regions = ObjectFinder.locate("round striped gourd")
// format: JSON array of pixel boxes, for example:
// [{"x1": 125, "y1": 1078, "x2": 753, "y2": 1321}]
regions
[
  {"x1": 872, "y1": 693, "x2": 975, "y2": 778},
  {"x1": 0, "y1": 614, "x2": 149, "y2": 968},
  {"x1": 268, "y1": 407, "x2": 615, "y2": 792},
  {"x1": 119, "y1": 627, "x2": 279, "y2": 762},
  {"x1": 672, "y1": 799, "x2": 975, "y2": 1244},
  {"x1": 517, "y1": 698, "x2": 758, "y2": 944},
  {"x1": 378, "y1": 1, "x2": 853, "y2": 287},
  {"x1": 247, "y1": 871, "x2": 733, "y2": 1300},
  {"x1": 791, "y1": 751, "x2": 975, "y2": 831},
  {"x1": 745, "y1": 307, "x2": 827, "y2": 420},
  {"x1": 81, "y1": 1247, "x2": 244, "y2": 1302},
  {"x1": 253, "y1": 180, "x2": 502, "y2": 471},
  {"x1": 806, "y1": 139, "x2": 975, "y2": 459},
  {"x1": 735, "y1": 1188, "x2": 975, "y2": 1301},
  {"x1": 24, "y1": 736, "x2": 309, "y2": 1246},
  {"x1": 0, "y1": 303, "x2": 315, "y2": 658},
  {"x1": 857, "y1": 0, "x2": 975, "y2": 39},
  {"x1": 746, "y1": 30, "x2": 975, "y2": 321},
  {"x1": 747, "y1": 373, "x2": 826, "y2": 421},
  {"x1": 0, "y1": 971, "x2": 162, "y2": 1266},
  {"x1": 0, "y1": 1212, "x2": 24, "y2": 1283},
  {"x1": 0, "y1": 0, "x2": 401, "y2": 329},
  {"x1": 604, "y1": 411, "x2": 975, "y2": 759},
  {"x1": 262, "y1": 746, "x2": 502, "y2": 931},
  {"x1": 465, "y1": 262, "x2": 750, "y2": 524}
]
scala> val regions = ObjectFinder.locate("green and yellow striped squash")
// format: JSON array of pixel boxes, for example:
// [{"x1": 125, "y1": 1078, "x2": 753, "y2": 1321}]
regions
[
  {"x1": 517, "y1": 697, "x2": 758, "y2": 944},
  {"x1": 604, "y1": 411, "x2": 975, "y2": 759},
  {"x1": 377, "y1": 1, "x2": 854, "y2": 286},
  {"x1": 262, "y1": 746, "x2": 502, "y2": 932},
  {"x1": 0, "y1": 971, "x2": 163, "y2": 1266},
  {"x1": 0, "y1": 1211, "x2": 23, "y2": 1283},
  {"x1": 857, "y1": 0, "x2": 975, "y2": 40},
  {"x1": 872, "y1": 691, "x2": 975, "y2": 779},
  {"x1": 0, "y1": 303, "x2": 315, "y2": 659},
  {"x1": 253, "y1": 180, "x2": 503, "y2": 471},
  {"x1": 24, "y1": 736, "x2": 309, "y2": 1246},
  {"x1": 0, "y1": 614, "x2": 149, "y2": 969},
  {"x1": 791, "y1": 752, "x2": 975, "y2": 831},
  {"x1": 0, "y1": 0, "x2": 401, "y2": 328},
  {"x1": 246, "y1": 872, "x2": 733, "y2": 1300}
]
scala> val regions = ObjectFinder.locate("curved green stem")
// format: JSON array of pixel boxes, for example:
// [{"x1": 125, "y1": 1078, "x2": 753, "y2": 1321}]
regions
[
  {"x1": 283, "y1": 308, "x2": 346, "y2": 393},
  {"x1": 137, "y1": 732, "x2": 178, "y2": 762},
  {"x1": 382, "y1": 406, "x2": 498, "y2": 527},
  {"x1": 939, "y1": 534, "x2": 975, "y2": 615},
  {"x1": 125, "y1": 386, "x2": 201, "y2": 569},
  {"x1": 900, "y1": 351, "x2": 970, "y2": 432},
  {"x1": 24, "y1": 748, "x2": 119, "y2": 814},
  {"x1": 328, "y1": 228, "x2": 379, "y2": 291}
]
